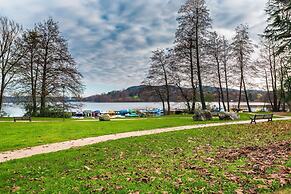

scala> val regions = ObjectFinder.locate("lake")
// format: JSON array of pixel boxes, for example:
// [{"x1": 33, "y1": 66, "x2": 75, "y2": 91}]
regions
[{"x1": 2, "y1": 102, "x2": 269, "y2": 117}]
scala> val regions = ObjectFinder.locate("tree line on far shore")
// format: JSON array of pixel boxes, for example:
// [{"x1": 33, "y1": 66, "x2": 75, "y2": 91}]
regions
[
  {"x1": 144, "y1": 0, "x2": 291, "y2": 114},
  {"x1": 0, "y1": 18, "x2": 83, "y2": 117}
]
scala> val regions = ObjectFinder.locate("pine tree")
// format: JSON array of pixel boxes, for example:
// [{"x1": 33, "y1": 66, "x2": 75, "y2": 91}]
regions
[{"x1": 265, "y1": 0, "x2": 291, "y2": 55}]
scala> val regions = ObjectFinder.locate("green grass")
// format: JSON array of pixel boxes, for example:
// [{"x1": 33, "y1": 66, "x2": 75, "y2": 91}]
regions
[
  {"x1": 0, "y1": 117, "x2": 73, "y2": 121},
  {"x1": 0, "y1": 113, "x2": 254, "y2": 152},
  {"x1": 0, "y1": 121, "x2": 290, "y2": 193}
]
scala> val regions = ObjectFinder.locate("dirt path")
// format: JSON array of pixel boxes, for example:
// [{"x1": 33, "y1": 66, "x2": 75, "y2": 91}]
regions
[{"x1": 0, "y1": 117, "x2": 290, "y2": 163}]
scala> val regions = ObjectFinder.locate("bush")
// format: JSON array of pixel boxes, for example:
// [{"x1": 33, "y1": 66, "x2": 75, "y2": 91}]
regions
[{"x1": 193, "y1": 110, "x2": 213, "y2": 121}]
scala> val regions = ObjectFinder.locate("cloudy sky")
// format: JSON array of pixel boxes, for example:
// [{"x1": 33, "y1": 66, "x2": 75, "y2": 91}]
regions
[{"x1": 0, "y1": 0, "x2": 268, "y2": 96}]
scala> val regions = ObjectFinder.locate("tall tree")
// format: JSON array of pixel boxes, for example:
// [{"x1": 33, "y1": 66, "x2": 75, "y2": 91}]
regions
[
  {"x1": 231, "y1": 24, "x2": 254, "y2": 112},
  {"x1": 265, "y1": 0, "x2": 291, "y2": 55},
  {"x1": 174, "y1": 31, "x2": 197, "y2": 112},
  {"x1": 0, "y1": 17, "x2": 23, "y2": 112},
  {"x1": 208, "y1": 31, "x2": 227, "y2": 111},
  {"x1": 35, "y1": 18, "x2": 83, "y2": 116},
  {"x1": 221, "y1": 37, "x2": 231, "y2": 112},
  {"x1": 264, "y1": 0, "x2": 291, "y2": 111},
  {"x1": 18, "y1": 29, "x2": 41, "y2": 116},
  {"x1": 168, "y1": 51, "x2": 192, "y2": 112},
  {"x1": 284, "y1": 76, "x2": 291, "y2": 111},
  {"x1": 147, "y1": 49, "x2": 172, "y2": 115},
  {"x1": 176, "y1": 0, "x2": 212, "y2": 110},
  {"x1": 258, "y1": 38, "x2": 285, "y2": 111}
]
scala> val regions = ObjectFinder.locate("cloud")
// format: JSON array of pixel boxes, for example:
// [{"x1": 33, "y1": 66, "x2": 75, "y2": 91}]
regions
[{"x1": 0, "y1": 0, "x2": 268, "y2": 95}]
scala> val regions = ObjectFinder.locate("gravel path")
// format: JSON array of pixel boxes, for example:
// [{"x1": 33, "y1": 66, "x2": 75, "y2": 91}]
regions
[{"x1": 1, "y1": 117, "x2": 290, "y2": 163}]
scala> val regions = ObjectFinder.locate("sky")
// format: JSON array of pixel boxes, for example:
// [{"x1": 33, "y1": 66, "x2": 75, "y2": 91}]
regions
[{"x1": 0, "y1": 0, "x2": 268, "y2": 96}]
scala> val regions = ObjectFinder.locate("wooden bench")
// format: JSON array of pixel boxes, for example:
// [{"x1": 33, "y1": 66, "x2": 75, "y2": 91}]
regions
[
  {"x1": 250, "y1": 114, "x2": 273, "y2": 124},
  {"x1": 13, "y1": 117, "x2": 32, "y2": 122}
]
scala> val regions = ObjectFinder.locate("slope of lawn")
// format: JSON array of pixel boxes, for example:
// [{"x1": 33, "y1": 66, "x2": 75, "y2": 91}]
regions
[
  {"x1": 0, "y1": 121, "x2": 290, "y2": 193},
  {"x1": 0, "y1": 113, "x2": 253, "y2": 152}
]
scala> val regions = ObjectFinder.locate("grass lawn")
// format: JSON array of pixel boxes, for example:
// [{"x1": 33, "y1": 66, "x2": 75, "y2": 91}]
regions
[
  {"x1": 0, "y1": 113, "x2": 253, "y2": 152},
  {"x1": 0, "y1": 121, "x2": 290, "y2": 193}
]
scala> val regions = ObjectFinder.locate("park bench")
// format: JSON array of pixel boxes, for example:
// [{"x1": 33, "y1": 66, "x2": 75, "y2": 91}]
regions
[
  {"x1": 250, "y1": 114, "x2": 273, "y2": 124},
  {"x1": 13, "y1": 116, "x2": 32, "y2": 122}
]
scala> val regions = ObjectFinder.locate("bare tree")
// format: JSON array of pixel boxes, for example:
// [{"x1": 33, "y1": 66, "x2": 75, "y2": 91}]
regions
[
  {"x1": 176, "y1": 0, "x2": 212, "y2": 110},
  {"x1": 17, "y1": 29, "x2": 41, "y2": 116},
  {"x1": 35, "y1": 18, "x2": 83, "y2": 116},
  {"x1": 208, "y1": 31, "x2": 227, "y2": 111},
  {"x1": 221, "y1": 37, "x2": 231, "y2": 112},
  {"x1": 142, "y1": 74, "x2": 167, "y2": 115},
  {"x1": 0, "y1": 17, "x2": 23, "y2": 112},
  {"x1": 147, "y1": 49, "x2": 172, "y2": 115},
  {"x1": 231, "y1": 24, "x2": 254, "y2": 112},
  {"x1": 258, "y1": 38, "x2": 283, "y2": 111},
  {"x1": 174, "y1": 31, "x2": 198, "y2": 112},
  {"x1": 168, "y1": 51, "x2": 192, "y2": 112}
]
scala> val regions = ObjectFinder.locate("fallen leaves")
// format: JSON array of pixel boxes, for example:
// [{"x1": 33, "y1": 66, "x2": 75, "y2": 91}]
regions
[
  {"x1": 216, "y1": 141, "x2": 291, "y2": 193},
  {"x1": 11, "y1": 186, "x2": 20, "y2": 193},
  {"x1": 84, "y1": 166, "x2": 91, "y2": 171}
]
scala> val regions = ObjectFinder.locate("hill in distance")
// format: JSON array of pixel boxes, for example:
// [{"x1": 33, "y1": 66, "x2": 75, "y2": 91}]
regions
[{"x1": 83, "y1": 85, "x2": 267, "y2": 103}]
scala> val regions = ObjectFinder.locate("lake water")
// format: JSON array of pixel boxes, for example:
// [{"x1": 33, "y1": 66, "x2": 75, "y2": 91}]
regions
[
  {"x1": 2, "y1": 102, "x2": 185, "y2": 117},
  {"x1": 2, "y1": 102, "x2": 269, "y2": 117}
]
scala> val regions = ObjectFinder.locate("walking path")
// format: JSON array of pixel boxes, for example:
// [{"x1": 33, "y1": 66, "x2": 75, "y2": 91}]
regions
[{"x1": 0, "y1": 117, "x2": 290, "y2": 163}]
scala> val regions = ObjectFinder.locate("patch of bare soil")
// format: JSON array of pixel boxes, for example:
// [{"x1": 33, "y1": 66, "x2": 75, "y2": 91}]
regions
[{"x1": 274, "y1": 112, "x2": 291, "y2": 117}]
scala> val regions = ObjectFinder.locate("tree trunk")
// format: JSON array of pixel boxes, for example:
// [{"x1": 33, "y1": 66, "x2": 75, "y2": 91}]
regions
[
  {"x1": 189, "y1": 44, "x2": 196, "y2": 113},
  {"x1": 155, "y1": 88, "x2": 166, "y2": 115},
  {"x1": 243, "y1": 78, "x2": 251, "y2": 112},
  {"x1": 0, "y1": 76, "x2": 5, "y2": 113},
  {"x1": 238, "y1": 49, "x2": 244, "y2": 111},
  {"x1": 216, "y1": 56, "x2": 227, "y2": 111},
  {"x1": 40, "y1": 42, "x2": 49, "y2": 116},
  {"x1": 0, "y1": 87, "x2": 3, "y2": 113},
  {"x1": 30, "y1": 53, "x2": 38, "y2": 116},
  {"x1": 195, "y1": 8, "x2": 206, "y2": 110},
  {"x1": 217, "y1": 88, "x2": 221, "y2": 111},
  {"x1": 265, "y1": 69, "x2": 274, "y2": 109},
  {"x1": 223, "y1": 59, "x2": 230, "y2": 112},
  {"x1": 238, "y1": 74, "x2": 243, "y2": 110},
  {"x1": 40, "y1": 63, "x2": 47, "y2": 116},
  {"x1": 191, "y1": 86, "x2": 197, "y2": 113},
  {"x1": 177, "y1": 84, "x2": 191, "y2": 113},
  {"x1": 161, "y1": 64, "x2": 170, "y2": 115},
  {"x1": 270, "y1": 47, "x2": 279, "y2": 111},
  {"x1": 280, "y1": 66, "x2": 286, "y2": 112}
]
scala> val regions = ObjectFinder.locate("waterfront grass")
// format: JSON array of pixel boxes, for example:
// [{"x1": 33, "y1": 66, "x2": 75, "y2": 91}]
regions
[
  {"x1": 0, "y1": 114, "x2": 255, "y2": 152},
  {"x1": 0, "y1": 121, "x2": 290, "y2": 193}
]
